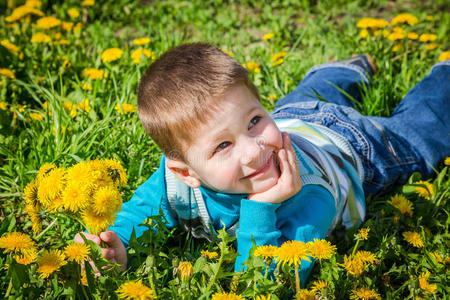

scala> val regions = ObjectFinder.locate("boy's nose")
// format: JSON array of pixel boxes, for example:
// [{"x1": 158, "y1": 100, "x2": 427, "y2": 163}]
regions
[{"x1": 240, "y1": 137, "x2": 264, "y2": 165}]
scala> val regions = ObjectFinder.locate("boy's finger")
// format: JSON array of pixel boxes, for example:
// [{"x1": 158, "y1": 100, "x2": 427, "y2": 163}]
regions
[
  {"x1": 75, "y1": 232, "x2": 101, "y2": 245},
  {"x1": 101, "y1": 248, "x2": 115, "y2": 260},
  {"x1": 100, "y1": 231, "x2": 122, "y2": 249}
]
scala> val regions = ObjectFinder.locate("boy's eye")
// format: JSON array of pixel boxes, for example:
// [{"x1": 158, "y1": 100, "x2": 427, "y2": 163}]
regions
[
  {"x1": 248, "y1": 116, "x2": 261, "y2": 129},
  {"x1": 215, "y1": 141, "x2": 231, "y2": 153}
]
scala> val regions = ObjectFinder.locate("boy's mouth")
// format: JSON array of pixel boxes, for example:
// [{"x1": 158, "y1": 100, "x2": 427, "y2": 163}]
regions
[{"x1": 242, "y1": 153, "x2": 274, "y2": 179}]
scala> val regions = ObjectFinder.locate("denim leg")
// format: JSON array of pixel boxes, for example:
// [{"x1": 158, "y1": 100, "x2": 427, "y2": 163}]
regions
[
  {"x1": 275, "y1": 62, "x2": 371, "y2": 109},
  {"x1": 370, "y1": 61, "x2": 450, "y2": 179}
]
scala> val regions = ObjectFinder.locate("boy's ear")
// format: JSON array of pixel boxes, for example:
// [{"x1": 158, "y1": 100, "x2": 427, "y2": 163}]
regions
[{"x1": 166, "y1": 158, "x2": 202, "y2": 188}]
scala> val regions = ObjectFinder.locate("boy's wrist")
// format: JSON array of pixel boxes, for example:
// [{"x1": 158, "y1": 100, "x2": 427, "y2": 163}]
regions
[{"x1": 239, "y1": 199, "x2": 280, "y2": 233}]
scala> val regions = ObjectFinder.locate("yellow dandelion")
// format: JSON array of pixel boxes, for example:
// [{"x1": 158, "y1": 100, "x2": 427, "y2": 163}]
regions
[
  {"x1": 255, "y1": 295, "x2": 271, "y2": 300},
  {"x1": 271, "y1": 52, "x2": 287, "y2": 61},
  {"x1": 419, "y1": 33, "x2": 437, "y2": 43},
  {"x1": 0, "y1": 68, "x2": 15, "y2": 79},
  {"x1": 356, "y1": 18, "x2": 374, "y2": 28},
  {"x1": 402, "y1": 231, "x2": 424, "y2": 248},
  {"x1": 430, "y1": 252, "x2": 444, "y2": 263},
  {"x1": 5, "y1": 5, "x2": 44, "y2": 23},
  {"x1": 358, "y1": 228, "x2": 370, "y2": 240},
  {"x1": 424, "y1": 43, "x2": 439, "y2": 50},
  {"x1": 29, "y1": 112, "x2": 44, "y2": 121},
  {"x1": 254, "y1": 245, "x2": 278, "y2": 259},
  {"x1": 246, "y1": 61, "x2": 260, "y2": 73},
  {"x1": 35, "y1": 16, "x2": 61, "y2": 29},
  {"x1": 0, "y1": 102, "x2": 8, "y2": 110},
  {"x1": 131, "y1": 49, "x2": 154, "y2": 64},
  {"x1": 211, "y1": 292, "x2": 244, "y2": 300},
  {"x1": 37, "y1": 163, "x2": 57, "y2": 182},
  {"x1": 359, "y1": 29, "x2": 369, "y2": 38},
  {"x1": 87, "y1": 159, "x2": 115, "y2": 188},
  {"x1": 82, "y1": 68, "x2": 106, "y2": 80},
  {"x1": 15, "y1": 248, "x2": 37, "y2": 265},
  {"x1": 439, "y1": 52, "x2": 450, "y2": 62},
  {"x1": 77, "y1": 99, "x2": 91, "y2": 113},
  {"x1": 133, "y1": 37, "x2": 151, "y2": 46},
  {"x1": 92, "y1": 186, "x2": 122, "y2": 216},
  {"x1": 62, "y1": 182, "x2": 92, "y2": 212},
  {"x1": 350, "y1": 287, "x2": 381, "y2": 300},
  {"x1": 267, "y1": 94, "x2": 277, "y2": 102},
  {"x1": 300, "y1": 289, "x2": 315, "y2": 300},
  {"x1": 81, "y1": 0, "x2": 95, "y2": 7},
  {"x1": 388, "y1": 194, "x2": 413, "y2": 216},
  {"x1": 177, "y1": 261, "x2": 193, "y2": 280},
  {"x1": 25, "y1": 203, "x2": 41, "y2": 233},
  {"x1": 340, "y1": 254, "x2": 366, "y2": 276},
  {"x1": 47, "y1": 196, "x2": 64, "y2": 213},
  {"x1": 222, "y1": 49, "x2": 234, "y2": 57},
  {"x1": 354, "y1": 250, "x2": 376, "y2": 264},
  {"x1": 101, "y1": 48, "x2": 123, "y2": 63},
  {"x1": 25, "y1": 0, "x2": 42, "y2": 8},
  {"x1": 116, "y1": 280, "x2": 156, "y2": 300},
  {"x1": 387, "y1": 32, "x2": 405, "y2": 41},
  {"x1": 1, "y1": 40, "x2": 19, "y2": 55},
  {"x1": 64, "y1": 243, "x2": 91, "y2": 264},
  {"x1": 115, "y1": 103, "x2": 137, "y2": 114},
  {"x1": 37, "y1": 167, "x2": 65, "y2": 207},
  {"x1": 82, "y1": 83, "x2": 92, "y2": 91},
  {"x1": 74, "y1": 22, "x2": 83, "y2": 34},
  {"x1": 0, "y1": 232, "x2": 36, "y2": 253},
  {"x1": 67, "y1": 8, "x2": 79, "y2": 19},
  {"x1": 201, "y1": 249, "x2": 219, "y2": 259},
  {"x1": 414, "y1": 180, "x2": 433, "y2": 200},
  {"x1": 62, "y1": 21, "x2": 74, "y2": 32},
  {"x1": 391, "y1": 13, "x2": 418, "y2": 26},
  {"x1": 31, "y1": 32, "x2": 51, "y2": 43},
  {"x1": 312, "y1": 280, "x2": 330, "y2": 291},
  {"x1": 24, "y1": 180, "x2": 39, "y2": 205},
  {"x1": 37, "y1": 249, "x2": 67, "y2": 279},
  {"x1": 418, "y1": 271, "x2": 437, "y2": 294},
  {"x1": 82, "y1": 210, "x2": 116, "y2": 236},
  {"x1": 272, "y1": 59, "x2": 284, "y2": 66},
  {"x1": 262, "y1": 33, "x2": 274, "y2": 41},
  {"x1": 275, "y1": 240, "x2": 311, "y2": 267},
  {"x1": 407, "y1": 32, "x2": 418, "y2": 40},
  {"x1": 425, "y1": 15, "x2": 434, "y2": 21},
  {"x1": 308, "y1": 239, "x2": 336, "y2": 260}
]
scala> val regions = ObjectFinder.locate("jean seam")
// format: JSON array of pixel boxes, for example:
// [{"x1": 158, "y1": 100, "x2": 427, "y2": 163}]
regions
[
  {"x1": 431, "y1": 60, "x2": 450, "y2": 72},
  {"x1": 305, "y1": 62, "x2": 370, "y2": 84}
]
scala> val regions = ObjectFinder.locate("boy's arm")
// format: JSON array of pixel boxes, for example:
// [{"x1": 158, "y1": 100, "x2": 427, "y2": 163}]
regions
[
  {"x1": 109, "y1": 156, "x2": 178, "y2": 247},
  {"x1": 235, "y1": 182, "x2": 336, "y2": 285}
]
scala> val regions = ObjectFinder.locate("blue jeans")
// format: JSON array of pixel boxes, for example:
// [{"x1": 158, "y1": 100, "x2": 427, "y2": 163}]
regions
[{"x1": 271, "y1": 60, "x2": 450, "y2": 196}]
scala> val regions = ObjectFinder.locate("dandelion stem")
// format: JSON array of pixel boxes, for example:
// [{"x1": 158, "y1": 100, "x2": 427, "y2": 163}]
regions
[
  {"x1": 149, "y1": 270, "x2": 157, "y2": 297},
  {"x1": 351, "y1": 239, "x2": 360, "y2": 257},
  {"x1": 5, "y1": 277, "x2": 12, "y2": 298},
  {"x1": 35, "y1": 218, "x2": 58, "y2": 240},
  {"x1": 205, "y1": 252, "x2": 224, "y2": 292},
  {"x1": 295, "y1": 263, "x2": 301, "y2": 300}
]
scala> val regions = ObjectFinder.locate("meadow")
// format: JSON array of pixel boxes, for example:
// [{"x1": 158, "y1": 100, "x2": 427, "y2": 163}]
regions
[{"x1": 0, "y1": 0, "x2": 449, "y2": 299}]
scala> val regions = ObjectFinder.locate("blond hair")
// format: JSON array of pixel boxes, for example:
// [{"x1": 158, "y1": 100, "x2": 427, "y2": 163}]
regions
[{"x1": 137, "y1": 42, "x2": 260, "y2": 161}]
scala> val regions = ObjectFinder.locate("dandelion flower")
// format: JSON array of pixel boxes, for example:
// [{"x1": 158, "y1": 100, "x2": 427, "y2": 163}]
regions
[
  {"x1": 177, "y1": 261, "x2": 193, "y2": 280},
  {"x1": 35, "y1": 16, "x2": 61, "y2": 29},
  {"x1": 300, "y1": 289, "x2": 315, "y2": 300},
  {"x1": 350, "y1": 287, "x2": 381, "y2": 299},
  {"x1": 312, "y1": 280, "x2": 330, "y2": 291},
  {"x1": 0, "y1": 68, "x2": 15, "y2": 79},
  {"x1": 439, "y1": 52, "x2": 450, "y2": 62},
  {"x1": 64, "y1": 243, "x2": 91, "y2": 264},
  {"x1": 37, "y1": 167, "x2": 65, "y2": 206},
  {"x1": 418, "y1": 271, "x2": 437, "y2": 294},
  {"x1": 82, "y1": 68, "x2": 106, "y2": 80},
  {"x1": 0, "y1": 102, "x2": 8, "y2": 110},
  {"x1": 62, "y1": 21, "x2": 74, "y2": 32},
  {"x1": 255, "y1": 295, "x2": 271, "y2": 300},
  {"x1": 419, "y1": 34, "x2": 437, "y2": 43},
  {"x1": 82, "y1": 210, "x2": 116, "y2": 236},
  {"x1": 358, "y1": 228, "x2": 370, "y2": 240},
  {"x1": 31, "y1": 32, "x2": 51, "y2": 43},
  {"x1": 15, "y1": 248, "x2": 37, "y2": 265},
  {"x1": 354, "y1": 250, "x2": 376, "y2": 264},
  {"x1": 211, "y1": 292, "x2": 244, "y2": 300},
  {"x1": 92, "y1": 186, "x2": 122, "y2": 215},
  {"x1": 37, "y1": 163, "x2": 57, "y2": 182},
  {"x1": 357, "y1": 18, "x2": 389, "y2": 28},
  {"x1": 0, "y1": 232, "x2": 36, "y2": 253},
  {"x1": 254, "y1": 245, "x2": 278, "y2": 259},
  {"x1": 131, "y1": 49, "x2": 154, "y2": 64},
  {"x1": 308, "y1": 239, "x2": 336, "y2": 260},
  {"x1": 387, "y1": 32, "x2": 405, "y2": 41},
  {"x1": 246, "y1": 62, "x2": 260, "y2": 73},
  {"x1": 67, "y1": 8, "x2": 79, "y2": 19},
  {"x1": 115, "y1": 103, "x2": 137, "y2": 114},
  {"x1": 101, "y1": 48, "x2": 123, "y2": 63},
  {"x1": 391, "y1": 13, "x2": 418, "y2": 26},
  {"x1": 77, "y1": 99, "x2": 91, "y2": 113},
  {"x1": 24, "y1": 180, "x2": 39, "y2": 205},
  {"x1": 359, "y1": 29, "x2": 369, "y2": 38},
  {"x1": 61, "y1": 182, "x2": 91, "y2": 212},
  {"x1": 102, "y1": 159, "x2": 127, "y2": 186},
  {"x1": 402, "y1": 231, "x2": 424, "y2": 248},
  {"x1": 81, "y1": 0, "x2": 95, "y2": 7},
  {"x1": 271, "y1": 52, "x2": 287, "y2": 61},
  {"x1": 272, "y1": 59, "x2": 284, "y2": 66},
  {"x1": 1, "y1": 40, "x2": 19, "y2": 55},
  {"x1": 430, "y1": 252, "x2": 443, "y2": 263},
  {"x1": 116, "y1": 280, "x2": 156, "y2": 300},
  {"x1": 414, "y1": 180, "x2": 433, "y2": 200},
  {"x1": 37, "y1": 249, "x2": 67, "y2": 279},
  {"x1": 133, "y1": 37, "x2": 151, "y2": 46},
  {"x1": 82, "y1": 83, "x2": 92, "y2": 91},
  {"x1": 340, "y1": 254, "x2": 366, "y2": 276},
  {"x1": 201, "y1": 249, "x2": 219, "y2": 259},
  {"x1": 222, "y1": 49, "x2": 234, "y2": 57},
  {"x1": 262, "y1": 33, "x2": 274, "y2": 40},
  {"x1": 275, "y1": 240, "x2": 311, "y2": 267},
  {"x1": 424, "y1": 43, "x2": 439, "y2": 50},
  {"x1": 407, "y1": 32, "x2": 418, "y2": 40},
  {"x1": 388, "y1": 194, "x2": 413, "y2": 216},
  {"x1": 5, "y1": 5, "x2": 44, "y2": 22}
]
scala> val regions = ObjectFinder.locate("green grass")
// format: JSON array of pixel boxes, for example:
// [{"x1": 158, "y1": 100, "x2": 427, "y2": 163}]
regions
[{"x1": 0, "y1": 0, "x2": 449, "y2": 299}]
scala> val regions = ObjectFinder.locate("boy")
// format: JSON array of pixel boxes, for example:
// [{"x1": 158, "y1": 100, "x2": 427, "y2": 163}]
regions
[{"x1": 76, "y1": 43, "x2": 449, "y2": 282}]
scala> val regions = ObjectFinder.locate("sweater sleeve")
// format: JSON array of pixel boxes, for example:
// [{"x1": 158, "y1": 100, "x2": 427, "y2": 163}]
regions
[
  {"x1": 109, "y1": 156, "x2": 178, "y2": 247},
  {"x1": 234, "y1": 184, "x2": 336, "y2": 285}
]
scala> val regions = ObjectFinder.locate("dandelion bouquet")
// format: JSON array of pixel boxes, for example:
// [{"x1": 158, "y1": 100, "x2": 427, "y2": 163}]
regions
[{"x1": 24, "y1": 159, "x2": 127, "y2": 236}]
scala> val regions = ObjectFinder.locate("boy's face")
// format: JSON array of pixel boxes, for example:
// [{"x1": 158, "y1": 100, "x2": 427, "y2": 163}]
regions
[{"x1": 167, "y1": 84, "x2": 283, "y2": 194}]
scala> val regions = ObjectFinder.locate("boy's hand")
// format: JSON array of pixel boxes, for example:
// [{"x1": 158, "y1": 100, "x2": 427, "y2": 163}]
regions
[
  {"x1": 74, "y1": 231, "x2": 127, "y2": 272},
  {"x1": 248, "y1": 132, "x2": 302, "y2": 204}
]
